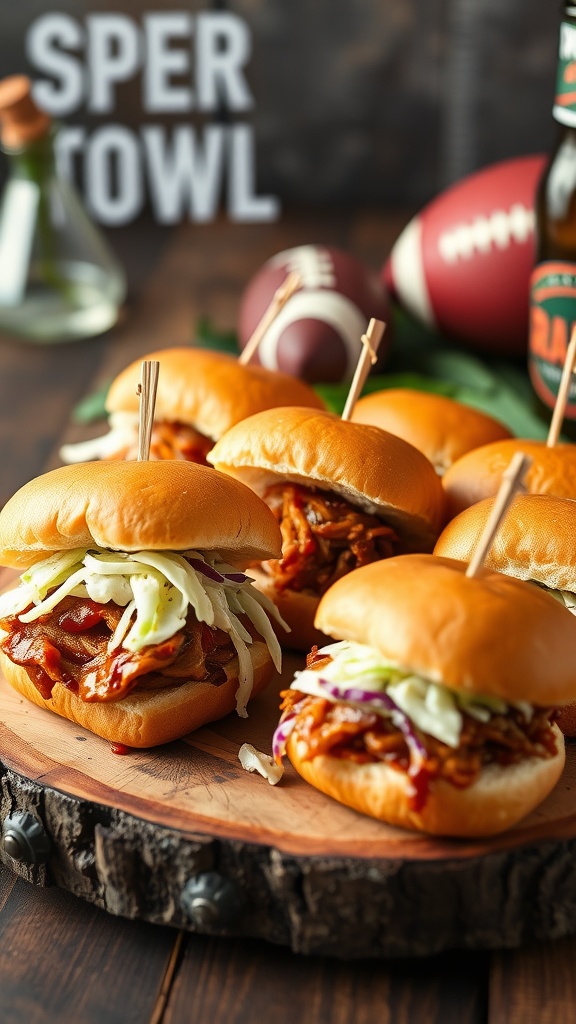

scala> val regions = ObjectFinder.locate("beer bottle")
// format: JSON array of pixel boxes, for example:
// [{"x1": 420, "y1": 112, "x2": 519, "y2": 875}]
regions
[{"x1": 529, "y1": 2, "x2": 576, "y2": 424}]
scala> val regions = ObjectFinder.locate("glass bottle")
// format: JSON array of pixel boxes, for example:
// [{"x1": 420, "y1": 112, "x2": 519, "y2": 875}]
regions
[
  {"x1": 529, "y1": 2, "x2": 576, "y2": 423},
  {"x1": 0, "y1": 75, "x2": 126, "y2": 343}
]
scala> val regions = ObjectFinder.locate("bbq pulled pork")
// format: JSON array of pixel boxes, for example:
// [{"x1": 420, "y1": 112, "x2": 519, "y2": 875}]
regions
[
  {"x1": 0, "y1": 596, "x2": 236, "y2": 703},
  {"x1": 117, "y1": 421, "x2": 213, "y2": 465},
  {"x1": 281, "y1": 650, "x2": 559, "y2": 811},
  {"x1": 147, "y1": 421, "x2": 213, "y2": 464},
  {"x1": 262, "y1": 483, "x2": 404, "y2": 595}
]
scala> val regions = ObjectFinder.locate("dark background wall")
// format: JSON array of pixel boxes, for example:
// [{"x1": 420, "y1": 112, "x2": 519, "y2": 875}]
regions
[{"x1": 0, "y1": 0, "x2": 561, "y2": 214}]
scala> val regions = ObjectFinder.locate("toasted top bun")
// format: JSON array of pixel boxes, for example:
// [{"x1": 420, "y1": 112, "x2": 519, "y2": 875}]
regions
[
  {"x1": 209, "y1": 407, "x2": 445, "y2": 548},
  {"x1": 351, "y1": 389, "x2": 511, "y2": 474},
  {"x1": 442, "y1": 439, "x2": 576, "y2": 519},
  {"x1": 435, "y1": 493, "x2": 576, "y2": 591},
  {"x1": 315, "y1": 554, "x2": 576, "y2": 705},
  {"x1": 0, "y1": 461, "x2": 282, "y2": 570},
  {"x1": 106, "y1": 348, "x2": 324, "y2": 439}
]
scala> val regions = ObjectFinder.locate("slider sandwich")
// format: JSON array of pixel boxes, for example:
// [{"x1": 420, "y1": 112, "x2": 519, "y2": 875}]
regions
[
  {"x1": 0, "y1": 461, "x2": 286, "y2": 747},
  {"x1": 60, "y1": 348, "x2": 324, "y2": 466},
  {"x1": 435, "y1": 492, "x2": 576, "y2": 735},
  {"x1": 442, "y1": 439, "x2": 576, "y2": 520},
  {"x1": 209, "y1": 407, "x2": 445, "y2": 651},
  {"x1": 351, "y1": 389, "x2": 512, "y2": 475},
  {"x1": 273, "y1": 555, "x2": 576, "y2": 836}
]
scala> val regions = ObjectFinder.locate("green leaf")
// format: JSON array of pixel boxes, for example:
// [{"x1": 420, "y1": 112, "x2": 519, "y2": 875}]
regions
[
  {"x1": 195, "y1": 316, "x2": 239, "y2": 355},
  {"x1": 448, "y1": 387, "x2": 548, "y2": 440},
  {"x1": 407, "y1": 350, "x2": 500, "y2": 392},
  {"x1": 315, "y1": 374, "x2": 459, "y2": 415},
  {"x1": 72, "y1": 383, "x2": 111, "y2": 425}
]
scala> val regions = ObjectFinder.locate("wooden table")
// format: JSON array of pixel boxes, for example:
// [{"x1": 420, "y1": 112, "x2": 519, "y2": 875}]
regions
[{"x1": 0, "y1": 210, "x2": 575, "y2": 1024}]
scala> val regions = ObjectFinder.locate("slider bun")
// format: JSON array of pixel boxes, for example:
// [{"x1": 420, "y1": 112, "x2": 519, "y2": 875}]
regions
[
  {"x1": 0, "y1": 642, "x2": 274, "y2": 748},
  {"x1": 351, "y1": 389, "x2": 511, "y2": 474},
  {"x1": 0, "y1": 461, "x2": 282, "y2": 570},
  {"x1": 209, "y1": 407, "x2": 445, "y2": 549},
  {"x1": 286, "y1": 726, "x2": 565, "y2": 837},
  {"x1": 246, "y1": 565, "x2": 329, "y2": 653},
  {"x1": 315, "y1": 554, "x2": 576, "y2": 705},
  {"x1": 442, "y1": 439, "x2": 576, "y2": 519},
  {"x1": 434, "y1": 493, "x2": 576, "y2": 592},
  {"x1": 106, "y1": 348, "x2": 324, "y2": 440}
]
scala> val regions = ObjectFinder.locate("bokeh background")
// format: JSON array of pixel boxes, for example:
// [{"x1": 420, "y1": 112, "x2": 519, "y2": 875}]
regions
[
  {"x1": 0, "y1": 0, "x2": 564, "y2": 505},
  {"x1": 0, "y1": 0, "x2": 560, "y2": 214}
]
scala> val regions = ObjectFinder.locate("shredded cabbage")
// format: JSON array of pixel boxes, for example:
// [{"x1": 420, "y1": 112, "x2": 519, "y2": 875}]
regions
[
  {"x1": 530, "y1": 579, "x2": 576, "y2": 616},
  {"x1": 238, "y1": 743, "x2": 284, "y2": 785},
  {"x1": 59, "y1": 412, "x2": 139, "y2": 464},
  {"x1": 291, "y1": 640, "x2": 526, "y2": 749},
  {"x1": 554, "y1": 589, "x2": 576, "y2": 615},
  {"x1": 0, "y1": 546, "x2": 288, "y2": 716}
]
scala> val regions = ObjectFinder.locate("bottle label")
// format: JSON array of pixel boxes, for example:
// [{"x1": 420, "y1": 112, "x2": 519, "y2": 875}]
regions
[
  {"x1": 553, "y1": 21, "x2": 576, "y2": 126},
  {"x1": 529, "y1": 261, "x2": 576, "y2": 417}
]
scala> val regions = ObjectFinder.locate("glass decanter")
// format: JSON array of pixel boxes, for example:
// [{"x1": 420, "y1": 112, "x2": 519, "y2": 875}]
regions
[{"x1": 0, "y1": 75, "x2": 126, "y2": 343}]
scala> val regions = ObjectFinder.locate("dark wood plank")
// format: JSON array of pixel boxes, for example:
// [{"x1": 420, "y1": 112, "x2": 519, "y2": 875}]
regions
[
  {"x1": 164, "y1": 935, "x2": 488, "y2": 1024},
  {"x1": 489, "y1": 938, "x2": 576, "y2": 1024},
  {"x1": 0, "y1": 863, "x2": 177, "y2": 1024},
  {"x1": 0, "y1": 336, "x2": 105, "y2": 508},
  {"x1": 0, "y1": 861, "x2": 17, "y2": 913}
]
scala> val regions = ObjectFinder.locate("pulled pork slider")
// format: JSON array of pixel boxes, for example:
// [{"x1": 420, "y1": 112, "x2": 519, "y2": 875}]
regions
[
  {"x1": 274, "y1": 555, "x2": 575, "y2": 837},
  {"x1": 435, "y1": 493, "x2": 576, "y2": 736},
  {"x1": 0, "y1": 461, "x2": 286, "y2": 747},
  {"x1": 351, "y1": 389, "x2": 512, "y2": 476},
  {"x1": 442, "y1": 438, "x2": 576, "y2": 520},
  {"x1": 209, "y1": 407, "x2": 445, "y2": 651},
  {"x1": 60, "y1": 347, "x2": 324, "y2": 466}
]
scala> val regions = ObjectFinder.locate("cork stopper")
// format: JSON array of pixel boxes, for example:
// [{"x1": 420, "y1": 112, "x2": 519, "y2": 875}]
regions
[{"x1": 0, "y1": 75, "x2": 51, "y2": 149}]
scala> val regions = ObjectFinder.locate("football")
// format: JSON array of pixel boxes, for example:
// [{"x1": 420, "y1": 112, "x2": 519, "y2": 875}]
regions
[
  {"x1": 383, "y1": 155, "x2": 546, "y2": 356},
  {"x1": 238, "y1": 245, "x2": 390, "y2": 383}
]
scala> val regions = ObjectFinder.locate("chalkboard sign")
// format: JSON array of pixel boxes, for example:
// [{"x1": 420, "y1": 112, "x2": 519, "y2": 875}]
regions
[{"x1": 0, "y1": 1, "x2": 561, "y2": 219}]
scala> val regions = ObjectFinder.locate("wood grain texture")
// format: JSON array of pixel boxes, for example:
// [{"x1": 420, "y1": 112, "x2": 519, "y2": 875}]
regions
[
  {"x1": 0, "y1": 864, "x2": 177, "y2": 1024},
  {"x1": 489, "y1": 938, "x2": 576, "y2": 1024},
  {"x1": 3, "y1": 632, "x2": 576, "y2": 957},
  {"x1": 165, "y1": 935, "x2": 488, "y2": 1024}
]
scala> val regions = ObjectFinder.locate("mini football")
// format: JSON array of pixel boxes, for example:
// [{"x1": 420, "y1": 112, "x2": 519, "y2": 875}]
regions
[
  {"x1": 238, "y1": 245, "x2": 390, "y2": 383},
  {"x1": 383, "y1": 155, "x2": 546, "y2": 355}
]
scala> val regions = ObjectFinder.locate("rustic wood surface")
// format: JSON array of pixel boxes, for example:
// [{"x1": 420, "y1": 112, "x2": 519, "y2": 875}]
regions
[
  {"x1": 3, "y1": 605, "x2": 576, "y2": 958},
  {"x1": 1, "y1": 210, "x2": 576, "y2": 1019}
]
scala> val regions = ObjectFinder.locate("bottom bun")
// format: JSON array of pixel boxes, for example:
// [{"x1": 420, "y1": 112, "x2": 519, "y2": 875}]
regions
[
  {"x1": 0, "y1": 642, "x2": 274, "y2": 748},
  {"x1": 286, "y1": 725, "x2": 565, "y2": 837},
  {"x1": 247, "y1": 566, "x2": 329, "y2": 653}
]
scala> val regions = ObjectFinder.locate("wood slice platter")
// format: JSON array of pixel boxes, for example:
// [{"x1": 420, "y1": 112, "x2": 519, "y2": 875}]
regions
[{"x1": 2, "y1": 568, "x2": 576, "y2": 957}]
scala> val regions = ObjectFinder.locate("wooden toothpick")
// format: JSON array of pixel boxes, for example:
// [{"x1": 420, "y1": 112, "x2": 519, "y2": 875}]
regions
[
  {"x1": 238, "y1": 271, "x2": 302, "y2": 365},
  {"x1": 465, "y1": 451, "x2": 532, "y2": 578},
  {"x1": 547, "y1": 325, "x2": 576, "y2": 447},
  {"x1": 341, "y1": 318, "x2": 386, "y2": 421},
  {"x1": 137, "y1": 360, "x2": 160, "y2": 461}
]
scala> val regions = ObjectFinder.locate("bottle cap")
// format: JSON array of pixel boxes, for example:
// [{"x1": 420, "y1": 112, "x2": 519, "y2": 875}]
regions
[{"x1": 0, "y1": 75, "x2": 51, "y2": 149}]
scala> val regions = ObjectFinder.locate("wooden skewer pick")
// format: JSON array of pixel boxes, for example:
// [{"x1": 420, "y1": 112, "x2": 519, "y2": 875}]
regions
[
  {"x1": 341, "y1": 318, "x2": 386, "y2": 421},
  {"x1": 465, "y1": 451, "x2": 532, "y2": 578},
  {"x1": 238, "y1": 270, "x2": 302, "y2": 365},
  {"x1": 547, "y1": 325, "x2": 576, "y2": 447},
  {"x1": 137, "y1": 360, "x2": 160, "y2": 461}
]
